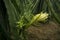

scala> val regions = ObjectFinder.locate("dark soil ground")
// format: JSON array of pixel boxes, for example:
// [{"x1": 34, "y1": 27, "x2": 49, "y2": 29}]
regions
[{"x1": 26, "y1": 21, "x2": 60, "y2": 40}]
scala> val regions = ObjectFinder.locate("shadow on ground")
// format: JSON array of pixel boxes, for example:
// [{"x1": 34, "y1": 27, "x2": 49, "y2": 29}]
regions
[{"x1": 26, "y1": 21, "x2": 60, "y2": 40}]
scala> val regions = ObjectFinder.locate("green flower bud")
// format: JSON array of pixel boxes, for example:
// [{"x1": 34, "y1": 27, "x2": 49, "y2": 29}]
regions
[{"x1": 37, "y1": 12, "x2": 49, "y2": 21}]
